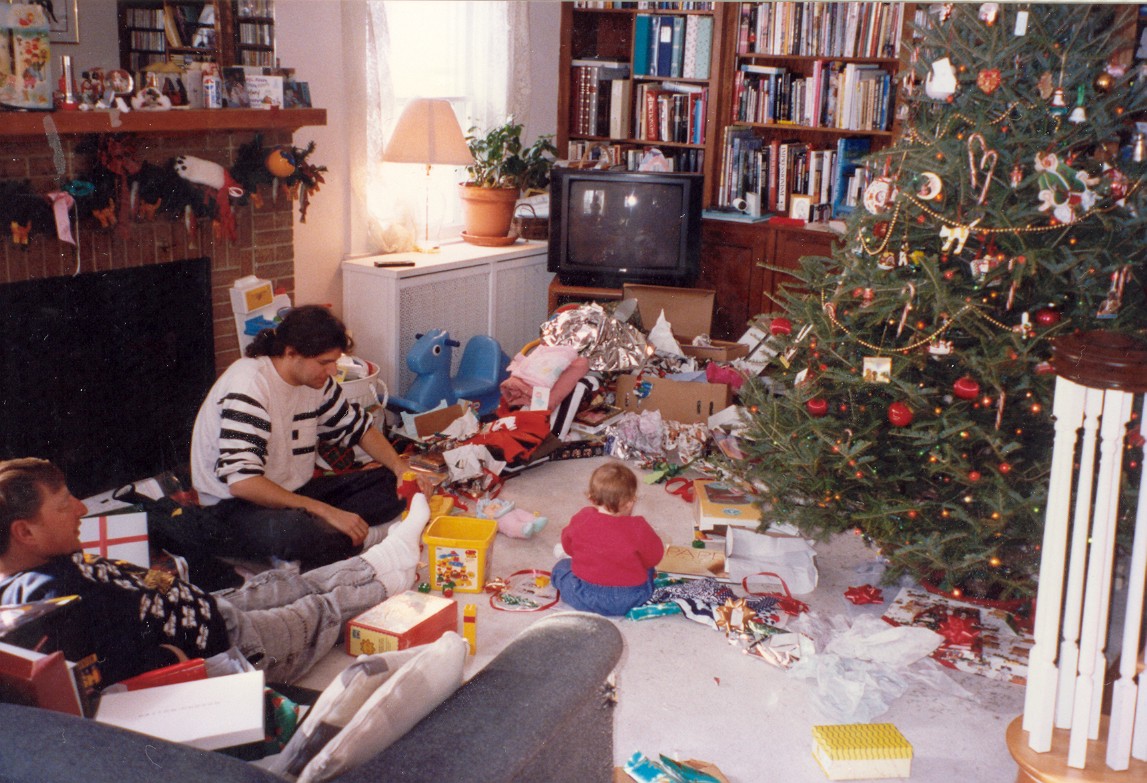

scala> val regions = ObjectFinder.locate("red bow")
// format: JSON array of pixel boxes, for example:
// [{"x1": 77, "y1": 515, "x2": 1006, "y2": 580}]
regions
[{"x1": 844, "y1": 584, "x2": 884, "y2": 605}]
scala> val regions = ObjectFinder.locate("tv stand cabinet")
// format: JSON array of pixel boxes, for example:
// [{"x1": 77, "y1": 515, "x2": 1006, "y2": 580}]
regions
[{"x1": 547, "y1": 280, "x2": 624, "y2": 313}]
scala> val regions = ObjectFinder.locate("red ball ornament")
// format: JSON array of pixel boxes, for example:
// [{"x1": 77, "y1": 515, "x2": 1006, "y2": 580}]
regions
[
  {"x1": 770, "y1": 317, "x2": 792, "y2": 336},
  {"x1": 953, "y1": 376, "x2": 981, "y2": 400},
  {"x1": 806, "y1": 398, "x2": 828, "y2": 417},
  {"x1": 887, "y1": 401, "x2": 914, "y2": 427},
  {"x1": 968, "y1": 470, "x2": 982, "y2": 482},
  {"x1": 1034, "y1": 308, "x2": 1061, "y2": 327},
  {"x1": 999, "y1": 463, "x2": 1012, "y2": 474}
]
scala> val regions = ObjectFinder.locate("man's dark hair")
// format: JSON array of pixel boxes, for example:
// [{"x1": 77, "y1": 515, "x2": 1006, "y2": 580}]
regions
[
  {"x1": 0, "y1": 458, "x2": 66, "y2": 555},
  {"x1": 245, "y1": 304, "x2": 354, "y2": 359}
]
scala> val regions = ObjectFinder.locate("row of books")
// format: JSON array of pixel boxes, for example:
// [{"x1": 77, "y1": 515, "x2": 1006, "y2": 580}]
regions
[
  {"x1": 718, "y1": 129, "x2": 871, "y2": 220},
  {"x1": 633, "y1": 13, "x2": 713, "y2": 79},
  {"x1": 574, "y1": 2, "x2": 714, "y2": 10},
  {"x1": 736, "y1": 1, "x2": 904, "y2": 59},
  {"x1": 570, "y1": 60, "x2": 632, "y2": 137},
  {"x1": 734, "y1": 61, "x2": 893, "y2": 132},
  {"x1": 634, "y1": 82, "x2": 708, "y2": 145},
  {"x1": 566, "y1": 140, "x2": 706, "y2": 174}
]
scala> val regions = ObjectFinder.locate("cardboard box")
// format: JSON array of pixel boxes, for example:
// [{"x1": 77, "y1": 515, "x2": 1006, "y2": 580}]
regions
[
  {"x1": 346, "y1": 591, "x2": 458, "y2": 656},
  {"x1": 622, "y1": 283, "x2": 748, "y2": 362},
  {"x1": 615, "y1": 374, "x2": 730, "y2": 425},
  {"x1": 79, "y1": 510, "x2": 149, "y2": 567}
]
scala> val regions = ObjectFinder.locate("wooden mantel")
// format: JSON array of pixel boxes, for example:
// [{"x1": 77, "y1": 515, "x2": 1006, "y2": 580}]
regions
[{"x1": 0, "y1": 107, "x2": 326, "y2": 137}]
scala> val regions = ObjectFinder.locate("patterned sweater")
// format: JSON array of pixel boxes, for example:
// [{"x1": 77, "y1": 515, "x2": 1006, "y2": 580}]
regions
[
  {"x1": 191, "y1": 356, "x2": 373, "y2": 505},
  {"x1": 0, "y1": 553, "x2": 230, "y2": 686}
]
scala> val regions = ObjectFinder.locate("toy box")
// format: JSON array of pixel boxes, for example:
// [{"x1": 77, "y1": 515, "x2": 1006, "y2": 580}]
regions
[
  {"x1": 423, "y1": 516, "x2": 497, "y2": 593},
  {"x1": 346, "y1": 591, "x2": 458, "y2": 656}
]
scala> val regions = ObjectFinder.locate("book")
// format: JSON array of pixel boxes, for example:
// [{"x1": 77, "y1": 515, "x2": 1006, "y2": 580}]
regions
[
  {"x1": 283, "y1": 80, "x2": 311, "y2": 108},
  {"x1": 609, "y1": 79, "x2": 633, "y2": 138},
  {"x1": 831, "y1": 136, "x2": 872, "y2": 219},
  {"x1": 669, "y1": 16, "x2": 686, "y2": 78},
  {"x1": 655, "y1": 16, "x2": 675, "y2": 78},
  {"x1": 0, "y1": 641, "x2": 85, "y2": 717},
  {"x1": 693, "y1": 479, "x2": 762, "y2": 532},
  {"x1": 94, "y1": 669, "x2": 266, "y2": 751},
  {"x1": 692, "y1": 15, "x2": 713, "y2": 80},
  {"x1": 633, "y1": 14, "x2": 653, "y2": 76},
  {"x1": 811, "y1": 723, "x2": 912, "y2": 780},
  {"x1": 656, "y1": 545, "x2": 728, "y2": 580}
]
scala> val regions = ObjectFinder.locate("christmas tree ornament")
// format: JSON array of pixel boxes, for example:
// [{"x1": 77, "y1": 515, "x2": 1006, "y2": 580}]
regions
[
  {"x1": 915, "y1": 171, "x2": 943, "y2": 200},
  {"x1": 968, "y1": 470, "x2": 982, "y2": 482},
  {"x1": 769, "y1": 316, "x2": 792, "y2": 336},
  {"x1": 1010, "y1": 163, "x2": 1023, "y2": 188},
  {"x1": 862, "y1": 175, "x2": 898, "y2": 214},
  {"x1": 967, "y1": 133, "x2": 998, "y2": 204},
  {"x1": 887, "y1": 402, "x2": 914, "y2": 427},
  {"x1": 938, "y1": 219, "x2": 977, "y2": 254},
  {"x1": 1067, "y1": 85, "x2": 1087, "y2": 124},
  {"x1": 977, "y1": 68, "x2": 1001, "y2": 94},
  {"x1": 1034, "y1": 151, "x2": 1099, "y2": 224},
  {"x1": 978, "y1": 3, "x2": 999, "y2": 26},
  {"x1": 924, "y1": 57, "x2": 958, "y2": 101},
  {"x1": 1036, "y1": 71, "x2": 1055, "y2": 100},
  {"x1": 1096, "y1": 266, "x2": 1129, "y2": 318},
  {"x1": 953, "y1": 376, "x2": 981, "y2": 400},
  {"x1": 806, "y1": 398, "x2": 828, "y2": 417},
  {"x1": 1033, "y1": 308, "x2": 1060, "y2": 326},
  {"x1": 1093, "y1": 70, "x2": 1115, "y2": 93},
  {"x1": 896, "y1": 283, "x2": 915, "y2": 337},
  {"x1": 1132, "y1": 132, "x2": 1147, "y2": 163},
  {"x1": 1048, "y1": 87, "x2": 1069, "y2": 116}
]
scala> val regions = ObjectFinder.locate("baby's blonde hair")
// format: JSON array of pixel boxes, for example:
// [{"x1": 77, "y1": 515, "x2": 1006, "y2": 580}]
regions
[{"x1": 587, "y1": 461, "x2": 638, "y2": 514}]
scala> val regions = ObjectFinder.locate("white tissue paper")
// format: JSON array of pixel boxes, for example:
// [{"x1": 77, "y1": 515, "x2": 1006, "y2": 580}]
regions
[{"x1": 647, "y1": 310, "x2": 684, "y2": 355}]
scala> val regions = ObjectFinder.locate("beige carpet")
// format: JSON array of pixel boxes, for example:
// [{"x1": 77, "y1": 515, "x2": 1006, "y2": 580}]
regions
[{"x1": 296, "y1": 454, "x2": 1030, "y2": 782}]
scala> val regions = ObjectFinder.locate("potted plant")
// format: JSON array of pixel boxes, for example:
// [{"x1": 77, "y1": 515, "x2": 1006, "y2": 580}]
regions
[{"x1": 459, "y1": 117, "x2": 557, "y2": 242}]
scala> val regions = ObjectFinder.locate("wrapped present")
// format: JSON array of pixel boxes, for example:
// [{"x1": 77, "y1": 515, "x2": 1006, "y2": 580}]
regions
[
  {"x1": 79, "y1": 510, "x2": 149, "y2": 568},
  {"x1": 882, "y1": 586, "x2": 1032, "y2": 684}
]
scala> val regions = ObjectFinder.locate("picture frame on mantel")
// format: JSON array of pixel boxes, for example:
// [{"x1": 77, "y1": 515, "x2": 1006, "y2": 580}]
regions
[{"x1": 48, "y1": 0, "x2": 79, "y2": 44}]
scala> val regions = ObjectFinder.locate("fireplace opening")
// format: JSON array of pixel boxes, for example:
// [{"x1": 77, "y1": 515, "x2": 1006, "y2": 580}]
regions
[{"x1": 0, "y1": 258, "x2": 216, "y2": 499}]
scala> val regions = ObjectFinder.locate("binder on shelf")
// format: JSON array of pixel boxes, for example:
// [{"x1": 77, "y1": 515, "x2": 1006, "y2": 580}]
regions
[
  {"x1": 655, "y1": 16, "x2": 675, "y2": 78},
  {"x1": 669, "y1": 16, "x2": 685, "y2": 78},
  {"x1": 831, "y1": 137, "x2": 872, "y2": 219},
  {"x1": 633, "y1": 14, "x2": 653, "y2": 77},
  {"x1": 692, "y1": 15, "x2": 713, "y2": 80}
]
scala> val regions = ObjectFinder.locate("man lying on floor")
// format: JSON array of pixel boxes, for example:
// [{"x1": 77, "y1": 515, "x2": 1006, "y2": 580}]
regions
[{"x1": 0, "y1": 457, "x2": 428, "y2": 687}]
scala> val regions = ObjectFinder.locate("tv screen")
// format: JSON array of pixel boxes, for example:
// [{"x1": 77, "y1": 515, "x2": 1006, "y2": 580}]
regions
[
  {"x1": 548, "y1": 168, "x2": 703, "y2": 289},
  {"x1": 0, "y1": 259, "x2": 216, "y2": 499}
]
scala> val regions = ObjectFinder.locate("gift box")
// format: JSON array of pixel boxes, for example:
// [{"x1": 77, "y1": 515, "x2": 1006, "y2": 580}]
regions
[
  {"x1": 79, "y1": 510, "x2": 149, "y2": 568},
  {"x1": 811, "y1": 723, "x2": 912, "y2": 780},
  {"x1": 693, "y1": 479, "x2": 762, "y2": 531},
  {"x1": 346, "y1": 591, "x2": 458, "y2": 656}
]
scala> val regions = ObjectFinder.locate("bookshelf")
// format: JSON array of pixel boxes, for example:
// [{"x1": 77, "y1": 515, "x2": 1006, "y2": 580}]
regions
[
  {"x1": 117, "y1": 1, "x2": 275, "y2": 71},
  {"x1": 557, "y1": 2, "x2": 725, "y2": 186}
]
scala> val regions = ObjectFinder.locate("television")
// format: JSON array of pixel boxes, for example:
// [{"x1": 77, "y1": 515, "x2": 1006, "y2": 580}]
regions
[{"x1": 548, "y1": 168, "x2": 703, "y2": 289}]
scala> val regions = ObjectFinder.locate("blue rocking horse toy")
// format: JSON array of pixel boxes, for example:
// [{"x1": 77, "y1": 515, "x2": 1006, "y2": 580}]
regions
[{"x1": 387, "y1": 329, "x2": 510, "y2": 416}]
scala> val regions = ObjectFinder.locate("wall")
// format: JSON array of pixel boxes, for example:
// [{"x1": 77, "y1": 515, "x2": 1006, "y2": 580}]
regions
[{"x1": 44, "y1": 0, "x2": 560, "y2": 319}]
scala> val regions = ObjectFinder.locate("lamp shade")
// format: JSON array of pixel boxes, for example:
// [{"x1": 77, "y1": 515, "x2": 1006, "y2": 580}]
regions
[{"x1": 382, "y1": 98, "x2": 472, "y2": 166}]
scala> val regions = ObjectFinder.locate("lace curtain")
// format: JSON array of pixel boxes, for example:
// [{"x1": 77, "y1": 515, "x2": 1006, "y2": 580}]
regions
[{"x1": 342, "y1": 1, "x2": 532, "y2": 254}]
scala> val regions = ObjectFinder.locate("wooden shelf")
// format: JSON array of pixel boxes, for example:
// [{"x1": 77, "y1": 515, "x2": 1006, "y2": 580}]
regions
[{"x1": 0, "y1": 108, "x2": 326, "y2": 137}]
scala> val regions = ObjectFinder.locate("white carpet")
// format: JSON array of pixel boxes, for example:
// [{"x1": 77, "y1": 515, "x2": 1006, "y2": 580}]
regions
[{"x1": 301, "y1": 455, "x2": 1028, "y2": 782}]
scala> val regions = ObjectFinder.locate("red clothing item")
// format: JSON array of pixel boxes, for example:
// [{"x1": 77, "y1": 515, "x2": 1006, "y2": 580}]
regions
[{"x1": 562, "y1": 506, "x2": 665, "y2": 587}]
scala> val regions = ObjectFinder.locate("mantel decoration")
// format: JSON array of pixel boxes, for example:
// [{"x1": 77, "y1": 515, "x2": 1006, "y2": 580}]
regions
[
  {"x1": 0, "y1": 133, "x2": 326, "y2": 247},
  {"x1": 458, "y1": 117, "x2": 557, "y2": 243}
]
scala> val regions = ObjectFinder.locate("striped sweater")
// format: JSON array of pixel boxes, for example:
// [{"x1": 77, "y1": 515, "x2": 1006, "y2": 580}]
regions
[{"x1": 191, "y1": 356, "x2": 373, "y2": 505}]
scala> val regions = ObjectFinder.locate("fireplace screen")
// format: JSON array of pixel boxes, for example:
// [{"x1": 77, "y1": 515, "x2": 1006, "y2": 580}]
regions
[{"x1": 0, "y1": 258, "x2": 216, "y2": 499}]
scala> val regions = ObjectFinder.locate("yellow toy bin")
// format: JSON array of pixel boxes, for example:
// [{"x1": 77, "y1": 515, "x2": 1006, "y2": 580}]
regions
[{"x1": 423, "y1": 516, "x2": 497, "y2": 593}]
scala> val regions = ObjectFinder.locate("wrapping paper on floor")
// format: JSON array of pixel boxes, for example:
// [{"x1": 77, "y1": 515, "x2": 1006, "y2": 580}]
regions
[
  {"x1": 647, "y1": 578, "x2": 784, "y2": 629},
  {"x1": 605, "y1": 411, "x2": 709, "y2": 465},
  {"x1": 786, "y1": 612, "x2": 971, "y2": 723},
  {"x1": 541, "y1": 303, "x2": 648, "y2": 372}
]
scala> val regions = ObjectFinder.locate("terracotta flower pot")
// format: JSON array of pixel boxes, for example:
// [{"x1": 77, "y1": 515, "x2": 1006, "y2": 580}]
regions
[{"x1": 458, "y1": 184, "x2": 519, "y2": 240}]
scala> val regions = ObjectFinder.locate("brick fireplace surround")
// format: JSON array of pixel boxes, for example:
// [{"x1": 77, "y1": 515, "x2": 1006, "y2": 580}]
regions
[{"x1": 0, "y1": 113, "x2": 322, "y2": 375}]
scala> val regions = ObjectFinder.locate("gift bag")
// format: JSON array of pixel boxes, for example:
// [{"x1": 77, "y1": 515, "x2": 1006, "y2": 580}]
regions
[{"x1": 1, "y1": 4, "x2": 51, "y2": 110}]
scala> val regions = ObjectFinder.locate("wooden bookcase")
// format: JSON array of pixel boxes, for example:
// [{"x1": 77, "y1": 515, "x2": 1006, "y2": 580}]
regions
[
  {"x1": 117, "y1": 1, "x2": 275, "y2": 71},
  {"x1": 556, "y1": 2, "x2": 914, "y2": 339}
]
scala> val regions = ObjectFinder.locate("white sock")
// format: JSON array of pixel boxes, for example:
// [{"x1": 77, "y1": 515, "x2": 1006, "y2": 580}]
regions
[
  {"x1": 362, "y1": 525, "x2": 388, "y2": 548},
  {"x1": 361, "y1": 493, "x2": 430, "y2": 596}
]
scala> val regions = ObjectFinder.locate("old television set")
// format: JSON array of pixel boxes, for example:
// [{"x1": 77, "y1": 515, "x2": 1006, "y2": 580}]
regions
[{"x1": 548, "y1": 168, "x2": 703, "y2": 289}]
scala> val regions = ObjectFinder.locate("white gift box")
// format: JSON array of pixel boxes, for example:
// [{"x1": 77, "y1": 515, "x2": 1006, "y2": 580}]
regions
[{"x1": 79, "y1": 511, "x2": 150, "y2": 568}]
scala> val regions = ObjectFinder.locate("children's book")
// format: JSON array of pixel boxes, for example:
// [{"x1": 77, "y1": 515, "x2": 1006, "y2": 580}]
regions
[{"x1": 693, "y1": 479, "x2": 763, "y2": 532}]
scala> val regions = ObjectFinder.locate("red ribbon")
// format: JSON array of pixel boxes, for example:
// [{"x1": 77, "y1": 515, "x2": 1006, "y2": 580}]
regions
[{"x1": 844, "y1": 584, "x2": 884, "y2": 605}]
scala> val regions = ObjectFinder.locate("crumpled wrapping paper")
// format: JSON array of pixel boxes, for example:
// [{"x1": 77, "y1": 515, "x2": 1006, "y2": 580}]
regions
[
  {"x1": 604, "y1": 410, "x2": 709, "y2": 464},
  {"x1": 786, "y1": 612, "x2": 971, "y2": 723},
  {"x1": 541, "y1": 303, "x2": 649, "y2": 372}
]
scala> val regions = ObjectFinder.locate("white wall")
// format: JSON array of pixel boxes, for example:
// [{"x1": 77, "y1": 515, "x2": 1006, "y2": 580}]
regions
[{"x1": 68, "y1": 0, "x2": 559, "y2": 315}]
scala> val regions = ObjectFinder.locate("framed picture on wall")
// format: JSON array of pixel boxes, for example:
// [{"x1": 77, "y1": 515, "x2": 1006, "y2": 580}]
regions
[{"x1": 48, "y1": 0, "x2": 79, "y2": 44}]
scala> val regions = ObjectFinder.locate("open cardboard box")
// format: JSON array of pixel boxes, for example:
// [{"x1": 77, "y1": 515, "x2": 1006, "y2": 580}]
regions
[
  {"x1": 615, "y1": 374, "x2": 730, "y2": 425},
  {"x1": 622, "y1": 283, "x2": 749, "y2": 362}
]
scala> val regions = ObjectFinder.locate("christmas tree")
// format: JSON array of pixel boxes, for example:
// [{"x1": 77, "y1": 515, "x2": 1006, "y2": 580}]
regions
[{"x1": 728, "y1": 4, "x2": 1147, "y2": 600}]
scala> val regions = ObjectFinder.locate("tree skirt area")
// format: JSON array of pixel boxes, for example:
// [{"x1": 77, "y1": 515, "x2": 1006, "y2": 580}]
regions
[{"x1": 297, "y1": 456, "x2": 1028, "y2": 782}]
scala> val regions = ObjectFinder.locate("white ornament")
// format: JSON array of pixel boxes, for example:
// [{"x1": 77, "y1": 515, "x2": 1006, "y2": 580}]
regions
[
  {"x1": 978, "y1": 3, "x2": 999, "y2": 25},
  {"x1": 862, "y1": 178, "x2": 898, "y2": 214},
  {"x1": 924, "y1": 57, "x2": 958, "y2": 100}
]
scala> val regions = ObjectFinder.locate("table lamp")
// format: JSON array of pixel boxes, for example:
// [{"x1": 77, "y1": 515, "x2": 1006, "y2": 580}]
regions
[{"x1": 382, "y1": 98, "x2": 473, "y2": 252}]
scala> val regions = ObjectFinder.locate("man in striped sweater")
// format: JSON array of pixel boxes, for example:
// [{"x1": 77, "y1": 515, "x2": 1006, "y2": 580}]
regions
[{"x1": 191, "y1": 305, "x2": 422, "y2": 571}]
